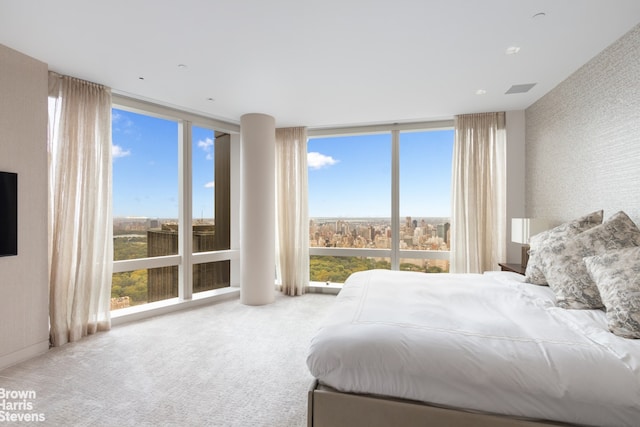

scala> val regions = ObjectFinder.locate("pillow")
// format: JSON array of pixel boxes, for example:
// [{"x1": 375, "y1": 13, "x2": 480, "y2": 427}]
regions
[
  {"x1": 525, "y1": 210, "x2": 603, "y2": 285},
  {"x1": 544, "y1": 211, "x2": 640, "y2": 309},
  {"x1": 584, "y1": 247, "x2": 640, "y2": 339}
]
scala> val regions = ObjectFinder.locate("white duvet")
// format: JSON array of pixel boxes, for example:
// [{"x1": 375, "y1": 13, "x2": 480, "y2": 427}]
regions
[{"x1": 306, "y1": 269, "x2": 640, "y2": 426}]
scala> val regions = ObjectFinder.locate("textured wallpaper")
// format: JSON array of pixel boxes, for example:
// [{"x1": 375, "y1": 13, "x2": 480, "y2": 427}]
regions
[{"x1": 525, "y1": 24, "x2": 640, "y2": 225}]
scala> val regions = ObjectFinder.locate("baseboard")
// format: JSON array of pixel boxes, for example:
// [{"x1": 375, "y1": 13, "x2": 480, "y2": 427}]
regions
[{"x1": 0, "y1": 340, "x2": 49, "y2": 371}]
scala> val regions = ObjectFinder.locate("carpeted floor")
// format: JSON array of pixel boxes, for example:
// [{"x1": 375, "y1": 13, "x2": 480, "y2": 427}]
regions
[{"x1": 0, "y1": 292, "x2": 336, "y2": 427}]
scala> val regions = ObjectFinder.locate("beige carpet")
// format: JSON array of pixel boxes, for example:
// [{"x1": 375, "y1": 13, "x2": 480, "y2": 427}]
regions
[{"x1": 0, "y1": 292, "x2": 336, "y2": 427}]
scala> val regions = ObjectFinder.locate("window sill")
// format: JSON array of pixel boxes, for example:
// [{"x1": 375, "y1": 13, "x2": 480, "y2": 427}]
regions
[
  {"x1": 111, "y1": 282, "x2": 339, "y2": 328},
  {"x1": 111, "y1": 287, "x2": 240, "y2": 326}
]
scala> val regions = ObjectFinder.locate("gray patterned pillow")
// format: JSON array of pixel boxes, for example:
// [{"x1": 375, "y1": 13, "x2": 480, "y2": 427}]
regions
[
  {"x1": 525, "y1": 210, "x2": 603, "y2": 285},
  {"x1": 545, "y1": 211, "x2": 640, "y2": 309},
  {"x1": 584, "y1": 247, "x2": 640, "y2": 339}
]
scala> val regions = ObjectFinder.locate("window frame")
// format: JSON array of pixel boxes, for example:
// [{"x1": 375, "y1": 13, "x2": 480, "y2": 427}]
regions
[
  {"x1": 111, "y1": 95, "x2": 240, "y2": 318},
  {"x1": 307, "y1": 120, "x2": 454, "y2": 284}
]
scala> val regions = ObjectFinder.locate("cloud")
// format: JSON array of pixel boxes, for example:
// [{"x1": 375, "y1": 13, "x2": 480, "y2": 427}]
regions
[
  {"x1": 112, "y1": 144, "x2": 131, "y2": 159},
  {"x1": 198, "y1": 138, "x2": 214, "y2": 150},
  {"x1": 204, "y1": 181, "x2": 215, "y2": 188},
  {"x1": 198, "y1": 138, "x2": 214, "y2": 160},
  {"x1": 308, "y1": 152, "x2": 338, "y2": 170},
  {"x1": 112, "y1": 111, "x2": 135, "y2": 134}
]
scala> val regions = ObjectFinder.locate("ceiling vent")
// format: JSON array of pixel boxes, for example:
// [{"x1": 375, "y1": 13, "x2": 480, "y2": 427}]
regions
[{"x1": 505, "y1": 83, "x2": 537, "y2": 94}]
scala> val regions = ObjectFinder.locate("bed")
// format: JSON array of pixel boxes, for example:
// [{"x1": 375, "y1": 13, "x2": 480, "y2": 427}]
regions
[{"x1": 306, "y1": 269, "x2": 640, "y2": 427}]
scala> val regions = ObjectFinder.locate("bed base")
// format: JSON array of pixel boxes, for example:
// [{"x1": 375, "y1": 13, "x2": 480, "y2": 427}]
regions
[{"x1": 307, "y1": 380, "x2": 577, "y2": 427}]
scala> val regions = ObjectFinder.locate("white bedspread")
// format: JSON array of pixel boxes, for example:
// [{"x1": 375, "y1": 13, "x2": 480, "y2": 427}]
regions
[{"x1": 306, "y1": 269, "x2": 640, "y2": 426}]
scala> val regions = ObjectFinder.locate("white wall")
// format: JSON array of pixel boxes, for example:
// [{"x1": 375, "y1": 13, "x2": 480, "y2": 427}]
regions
[
  {"x1": 526, "y1": 24, "x2": 640, "y2": 225},
  {"x1": 0, "y1": 44, "x2": 49, "y2": 370}
]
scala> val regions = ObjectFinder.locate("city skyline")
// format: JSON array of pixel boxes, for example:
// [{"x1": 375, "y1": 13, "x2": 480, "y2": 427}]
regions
[
  {"x1": 114, "y1": 215, "x2": 451, "y2": 253},
  {"x1": 309, "y1": 216, "x2": 450, "y2": 251}
]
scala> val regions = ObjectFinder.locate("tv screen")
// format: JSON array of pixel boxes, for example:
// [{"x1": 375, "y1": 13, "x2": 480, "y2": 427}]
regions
[{"x1": 0, "y1": 171, "x2": 17, "y2": 257}]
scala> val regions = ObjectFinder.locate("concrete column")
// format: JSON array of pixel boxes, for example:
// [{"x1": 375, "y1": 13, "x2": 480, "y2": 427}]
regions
[{"x1": 240, "y1": 113, "x2": 275, "y2": 305}]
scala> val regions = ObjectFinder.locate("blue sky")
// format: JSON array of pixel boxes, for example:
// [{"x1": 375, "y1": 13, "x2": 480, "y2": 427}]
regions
[
  {"x1": 308, "y1": 130, "x2": 453, "y2": 218},
  {"x1": 112, "y1": 109, "x2": 215, "y2": 218},
  {"x1": 112, "y1": 108, "x2": 453, "y2": 219}
]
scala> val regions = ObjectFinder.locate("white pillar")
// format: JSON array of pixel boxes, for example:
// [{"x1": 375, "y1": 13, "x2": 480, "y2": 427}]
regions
[{"x1": 240, "y1": 113, "x2": 275, "y2": 305}]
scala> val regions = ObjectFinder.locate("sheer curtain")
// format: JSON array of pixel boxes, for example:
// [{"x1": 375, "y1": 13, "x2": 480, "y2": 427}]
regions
[
  {"x1": 450, "y1": 112, "x2": 506, "y2": 273},
  {"x1": 48, "y1": 72, "x2": 113, "y2": 346},
  {"x1": 275, "y1": 127, "x2": 309, "y2": 296}
]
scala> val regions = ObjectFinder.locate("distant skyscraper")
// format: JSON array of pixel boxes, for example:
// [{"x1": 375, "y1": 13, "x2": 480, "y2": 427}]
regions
[{"x1": 444, "y1": 222, "x2": 450, "y2": 245}]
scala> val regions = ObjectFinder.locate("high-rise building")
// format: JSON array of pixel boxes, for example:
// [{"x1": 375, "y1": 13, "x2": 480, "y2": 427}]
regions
[
  {"x1": 146, "y1": 133, "x2": 231, "y2": 302},
  {"x1": 147, "y1": 223, "x2": 230, "y2": 302},
  {"x1": 444, "y1": 222, "x2": 450, "y2": 245}
]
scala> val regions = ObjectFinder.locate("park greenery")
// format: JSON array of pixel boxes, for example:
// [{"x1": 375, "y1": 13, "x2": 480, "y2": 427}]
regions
[
  {"x1": 112, "y1": 234, "x2": 148, "y2": 305},
  {"x1": 112, "y1": 236, "x2": 445, "y2": 306},
  {"x1": 113, "y1": 234, "x2": 147, "y2": 261},
  {"x1": 309, "y1": 256, "x2": 444, "y2": 282}
]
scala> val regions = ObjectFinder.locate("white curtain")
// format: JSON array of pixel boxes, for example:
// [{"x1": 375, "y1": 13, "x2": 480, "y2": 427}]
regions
[
  {"x1": 48, "y1": 72, "x2": 113, "y2": 346},
  {"x1": 450, "y1": 112, "x2": 506, "y2": 273},
  {"x1": 275, "y1": 127, "x2": 309, "y2": 296}
]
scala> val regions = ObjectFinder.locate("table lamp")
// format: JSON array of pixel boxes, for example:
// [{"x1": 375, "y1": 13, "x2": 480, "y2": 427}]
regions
[{"x1": 511, "y1": 218, "x2": 549, "y2": 268}]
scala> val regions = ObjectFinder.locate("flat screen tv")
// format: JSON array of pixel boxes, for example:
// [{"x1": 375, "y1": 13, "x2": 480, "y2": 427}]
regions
[{"x1": 0, "y1": 171, "x2": 18, "y2": 257}]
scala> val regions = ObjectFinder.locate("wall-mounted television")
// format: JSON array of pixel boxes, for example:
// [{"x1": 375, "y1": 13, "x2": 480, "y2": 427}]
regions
[{"x1": 0, "y1": 171, "x2": 18, "y2": 257}]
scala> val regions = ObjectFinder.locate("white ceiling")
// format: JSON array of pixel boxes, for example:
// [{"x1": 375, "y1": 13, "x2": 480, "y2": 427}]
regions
[{"x1": 1, "y1": 0, "x2": 639, "y2": 128}]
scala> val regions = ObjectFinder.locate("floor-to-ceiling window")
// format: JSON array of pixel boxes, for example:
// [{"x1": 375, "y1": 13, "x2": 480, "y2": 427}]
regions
[
  {"x1": 398, "y1": 129, "x2": 453, "y2": 273},
  {"x1": 111, "y1": 100, "x2": 237, "y2": 311},
  {"x1": 110, "y1": 108, "x2": 452, "y2": 303},
  {"x1": 111, "y1": 109, "x2": 179, "y2": 308},
  {"x1": 308, "y1": 123, "x2": 453, "y2": 284},
  {"x1": 308, "y1": 133, "x2": 392, "y2": 283},
  {"x1": 191, "y1": 127, "x2": 231, "y2": 296}
]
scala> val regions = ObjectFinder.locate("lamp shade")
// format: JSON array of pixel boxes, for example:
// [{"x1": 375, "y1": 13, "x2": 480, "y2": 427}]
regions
[{"x1": 511, "y1": 218, "x2": 549, "y2": 244}]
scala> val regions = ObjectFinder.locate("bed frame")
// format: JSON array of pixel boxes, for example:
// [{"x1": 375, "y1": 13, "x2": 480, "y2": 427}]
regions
[{"x1": 307, "y1": 380, "x2": 577, "y2": 427}]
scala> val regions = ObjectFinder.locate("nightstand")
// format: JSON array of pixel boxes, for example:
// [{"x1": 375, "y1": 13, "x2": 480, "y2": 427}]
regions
[{"x1": 498, "y1": 263, "x2": 526, "y2": 275}]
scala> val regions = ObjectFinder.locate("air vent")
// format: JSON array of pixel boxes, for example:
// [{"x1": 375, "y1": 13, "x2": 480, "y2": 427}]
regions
[{"x1": 505, "y1": 83, "x2": 536, "y2": 94}]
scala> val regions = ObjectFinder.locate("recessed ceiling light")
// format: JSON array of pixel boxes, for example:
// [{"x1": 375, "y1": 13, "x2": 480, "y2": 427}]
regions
[
  {"x1": 505, "y1": 46, "x2": 521, "y2": 55},
  {"x1": 475, "y1": 89, "x2": 487, "y2": 95},
  {"x1": 177, "y1": 64, "x2": 188, "y2": 69},
  {"x1": 206, "y1": 97, "x2": 215, "y2": 102},
  {"x1": 138, "y1": 76, "x2": 145, "y2": 80},
  {"x1": 532, "y1": 12, "x2": 546, "y2": 19}
]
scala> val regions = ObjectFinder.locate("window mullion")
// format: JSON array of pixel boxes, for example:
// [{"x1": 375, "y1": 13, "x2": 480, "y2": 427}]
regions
[
  {"x1": 179, "y1": 121, "x2": 193, "y2": 300},
  {"x1": 391, "y1": 130, "x2": 400, "y2": 270}
]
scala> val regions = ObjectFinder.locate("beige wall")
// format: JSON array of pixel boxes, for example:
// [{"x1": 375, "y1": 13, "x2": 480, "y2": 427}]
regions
[
  {"x1": 505, "y1": 110, "x2": 526, "y2": 264},
  {"x1": 0, "y1": 44, "x2": 49, "y2": 369},
  {"x1": 525, "y1": 24, "x2": 640, "y2": 225}
]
